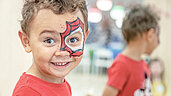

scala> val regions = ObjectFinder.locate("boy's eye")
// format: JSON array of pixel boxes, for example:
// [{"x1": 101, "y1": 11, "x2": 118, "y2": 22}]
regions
[
  {"x1": 44, "y1": 38, "x2": 55, "y2": 44},
  {"x1": 68, "y1": 37, "x2": 79, "y2": 43}
]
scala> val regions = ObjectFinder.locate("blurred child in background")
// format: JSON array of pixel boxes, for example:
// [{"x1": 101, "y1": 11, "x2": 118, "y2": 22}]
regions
[
  {"x1": 103, "y1": 5, "x2": 160, "y2": 96},
  {"x1": 149, "y1": 58, "x2": 167, "y2": 96}
]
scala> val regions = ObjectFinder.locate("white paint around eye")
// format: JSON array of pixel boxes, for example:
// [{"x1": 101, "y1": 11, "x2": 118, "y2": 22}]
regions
[{"x1": 65, "y1": 27, "x2": 84, "y2": 51}]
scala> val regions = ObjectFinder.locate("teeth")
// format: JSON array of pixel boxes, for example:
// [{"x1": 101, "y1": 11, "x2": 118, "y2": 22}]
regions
[{"x1": 54, "y1": 62, "x2": 67, "y2": 66}]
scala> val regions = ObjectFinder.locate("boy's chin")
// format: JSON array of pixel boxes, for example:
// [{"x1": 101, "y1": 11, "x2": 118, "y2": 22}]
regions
[
  {"x1": 144, "y1": 50, "x2": 153, "y2": 55},
  {"x1": 53, "y1": 69, "x2": 73, "y2": 78}
]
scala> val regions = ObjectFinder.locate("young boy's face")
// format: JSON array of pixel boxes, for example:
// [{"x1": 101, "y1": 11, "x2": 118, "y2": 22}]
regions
[
  {"x1": 20, "y1": 9, "x2": 89, "y2": 79},
  {"x1": 145, "y1": 27, "x2": 160, "y2": 55}
]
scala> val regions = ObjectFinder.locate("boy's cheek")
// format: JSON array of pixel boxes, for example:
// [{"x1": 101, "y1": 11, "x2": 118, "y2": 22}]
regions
[{"x1": 74, "y1": 55, "x2": 83, "y2": 59}]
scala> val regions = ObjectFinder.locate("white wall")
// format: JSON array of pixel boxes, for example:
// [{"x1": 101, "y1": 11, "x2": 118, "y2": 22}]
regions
[
  {"x1": 0, "y1": 0, "x2": 32, "y2": 96},
  {"x1": 144, "y1": 0, "x2": 171, "y2": 96}
]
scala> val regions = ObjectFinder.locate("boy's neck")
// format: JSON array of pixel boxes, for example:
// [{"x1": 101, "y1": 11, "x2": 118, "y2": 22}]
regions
[
  {"x1": 122, "y1": 41, "x2": 146, "y2": 61},
  {"x1": 26, "y1": 64, "x2": 65, "y2": 84}
]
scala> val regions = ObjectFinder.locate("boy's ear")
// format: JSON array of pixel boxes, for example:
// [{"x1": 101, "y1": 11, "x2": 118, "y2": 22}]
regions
[
  {"x1": 18, "y1": 30, "x2": 32, "y2": 53},
  {"x1": 146, "y1": 28, "x2": 155, "y2": 43},
  {"x1": 85, "y1": 29, "x2": 89, "y2": 42}
]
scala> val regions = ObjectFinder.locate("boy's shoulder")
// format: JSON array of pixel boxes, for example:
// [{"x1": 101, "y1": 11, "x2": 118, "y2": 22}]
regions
[
  {"x1": 13, "y1": 86, "x2": 41, "y2": 96},
  {"x1": 114, "y1": 54, "x2": 145, "y2": 64},
  {"x1": 13, "y1": 73, "x2": 71, "y2": 96},
  {"x1": 111, "y1": 53, "x2": 146, "y2": 70},
  {"x1": 12, "y1": 73, "x2": 41, "y2": 96},
  {"x1": 109, "y1": 54, "x2": 129, "y2": 70},
  {"x1": 113, "y1": 54, "x2": 131, "y2": 64}
]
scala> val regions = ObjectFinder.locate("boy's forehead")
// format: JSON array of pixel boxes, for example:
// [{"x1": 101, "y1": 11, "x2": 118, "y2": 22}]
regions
[{"x1": 30, "y1": 9, "x2": 85, "y2": 33}]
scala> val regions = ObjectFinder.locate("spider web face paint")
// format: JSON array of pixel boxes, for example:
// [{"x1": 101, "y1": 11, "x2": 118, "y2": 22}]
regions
[{"x1": 60, "y1": 17, "x2": 85, "y2": 57}]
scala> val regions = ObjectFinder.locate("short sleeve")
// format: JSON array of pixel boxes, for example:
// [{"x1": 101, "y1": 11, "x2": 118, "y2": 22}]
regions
[
  {"x1": 107, "y1": 61, "x2": 129, "y2": 90},
  {"x1": 13, "y1": 86, "x2": 41, "y2": 96}
]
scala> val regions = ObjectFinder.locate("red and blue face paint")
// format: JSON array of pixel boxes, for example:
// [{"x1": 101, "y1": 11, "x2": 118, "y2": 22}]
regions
[{"x1": 60, "y1": 17, "x2": 85, "y2": 57}]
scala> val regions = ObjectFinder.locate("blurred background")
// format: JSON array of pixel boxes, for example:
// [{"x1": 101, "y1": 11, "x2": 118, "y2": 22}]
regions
[{"x1": 0, "y1": 0, "x2": 171, "y2": 96}]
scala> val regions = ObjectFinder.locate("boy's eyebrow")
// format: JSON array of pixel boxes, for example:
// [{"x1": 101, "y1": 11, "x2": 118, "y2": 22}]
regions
[{"x1": 39, "y1": 30, "x2": 57, "y2": 35}]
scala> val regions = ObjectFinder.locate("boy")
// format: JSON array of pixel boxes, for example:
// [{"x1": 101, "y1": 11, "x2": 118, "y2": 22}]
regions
[
  {"x1": 12, "y1": 0, "x2": 89, "y2": 96},
  {"x1": 103, "y1": 5, "x2": 160, "y2": 96}
]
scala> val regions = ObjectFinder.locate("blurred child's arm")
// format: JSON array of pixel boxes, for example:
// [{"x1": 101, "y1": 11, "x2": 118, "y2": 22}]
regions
[{"x1": 103, "y1": 85, "x2": 118, "y2": 96}]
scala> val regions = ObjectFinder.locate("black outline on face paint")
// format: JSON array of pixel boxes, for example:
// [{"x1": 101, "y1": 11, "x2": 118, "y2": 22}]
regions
[{"x1": 60, "y1": 17, "x2": 85, "y2": 57}]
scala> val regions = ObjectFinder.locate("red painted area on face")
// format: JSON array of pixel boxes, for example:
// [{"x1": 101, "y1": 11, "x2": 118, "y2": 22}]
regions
[{"x1": 60, "y1": 17, "x2": 84, "y2": 57}]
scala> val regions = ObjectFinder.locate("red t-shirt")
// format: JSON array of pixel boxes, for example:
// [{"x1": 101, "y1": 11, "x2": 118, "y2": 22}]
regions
[
  {"x1": 107, "y1": 54, "x2": 152, "y2": 96},
  {"x1": 12, "y1": 73, "x2": 72, "y2": 96}
]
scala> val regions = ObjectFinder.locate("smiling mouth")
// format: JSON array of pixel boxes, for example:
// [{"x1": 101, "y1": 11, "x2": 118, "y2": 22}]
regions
[{"x1": 51, "y1": 62, "x2": 70, "y2": 66}]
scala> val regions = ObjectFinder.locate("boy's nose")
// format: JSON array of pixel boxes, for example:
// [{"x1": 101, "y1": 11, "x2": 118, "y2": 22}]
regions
[{"x1": 55, "y1": 49, "x2": 70, "y2": 56}]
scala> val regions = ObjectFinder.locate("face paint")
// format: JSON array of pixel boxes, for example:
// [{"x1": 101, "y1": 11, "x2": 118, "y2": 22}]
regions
[{"x1": 60, "y1": 17, "x2": 85, "y2": 57}]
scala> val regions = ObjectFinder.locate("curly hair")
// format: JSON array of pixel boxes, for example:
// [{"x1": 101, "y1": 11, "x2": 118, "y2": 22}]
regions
[
  {"x1": 21, "y1": 0, "x2": 88, "y2": 35},
  {"x1": 122, "y1": 5, "x2": 160, "y2": 43}
]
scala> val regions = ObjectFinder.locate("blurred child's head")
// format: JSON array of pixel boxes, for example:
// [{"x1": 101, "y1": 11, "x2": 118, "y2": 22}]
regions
[
  {"x1": 149, "y1": 58, "x2": 164, "y2": 80},
  {"x1": 122, "y1": 5, "x2": 160, "y2": 54},
  {"x1": 18, "y1": 0, "x2": 89, "y2": 79}
]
